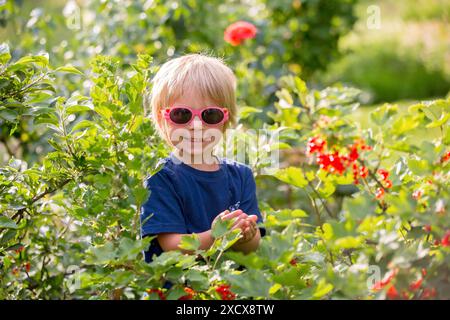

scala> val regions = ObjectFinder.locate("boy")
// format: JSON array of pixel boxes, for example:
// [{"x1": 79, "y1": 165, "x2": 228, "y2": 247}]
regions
[{"x1": 141, "y1": 53, "x2": 265, "y2": 263}]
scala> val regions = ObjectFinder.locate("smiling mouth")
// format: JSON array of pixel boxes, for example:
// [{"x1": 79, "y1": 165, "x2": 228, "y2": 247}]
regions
[{"x1": 182, "y1": 136, "x2": 215, "y2": 143}]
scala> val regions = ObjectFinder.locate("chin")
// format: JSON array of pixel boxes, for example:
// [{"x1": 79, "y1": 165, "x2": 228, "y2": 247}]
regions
[{"x1": 176, "y1": 141, "x2": 218, "y2": 160}]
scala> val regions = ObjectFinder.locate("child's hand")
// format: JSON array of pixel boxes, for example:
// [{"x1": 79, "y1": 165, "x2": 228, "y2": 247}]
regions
[
  {"x1": 233, "y1": 215, "x2": 258, "y2": 244},
  {"x1": 217, "y1": 209, "x2": 258, "y2": 243}
]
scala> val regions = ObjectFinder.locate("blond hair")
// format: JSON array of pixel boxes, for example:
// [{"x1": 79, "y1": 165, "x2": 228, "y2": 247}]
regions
[{"x1": 145, "y1": 53, "x2": 237, "y2": 142}]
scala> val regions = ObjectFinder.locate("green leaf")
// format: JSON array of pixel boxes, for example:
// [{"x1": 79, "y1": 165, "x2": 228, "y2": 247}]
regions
[
  {"x1": 71, "y1": 119, "x2": 97, "y2": 133},
  {"x1": 294, "y1": 77, "x2": 308, "y2": 106},
  {"x1": 370, "y1": 104, "x2": 398, "y2": 126},
  {"x1": 313, "y1": 279, "x2": 333, "y2": 299},
  {"x1": 276, "y1": 88, "x2": 294, "y2": 106},
  {"x1": 55, "y1": 65, "x2": 84, "y2": 75},
  {"x1": 0, "y1": 43, "x2": 11, "y2": 65},
  {"x1": 272, "y1": 268, "x2": 306, "y2": 288},
  {"x1": 320, "y1": 223, "x2": 334, "y2": 240},
  {"x1": 335, "y1": 236, "x2": 362, "y2": 249},
  {"x1": 407, "y1": 159, "x2": 430, "y2": 175},
  {"x1": 269, "y1": 283, "x2": 282, "y2": 295},
  {"x1": 0, "y1": 216, "x2": 18, "y2": 229},
  {"x1": 66, "y1": 105, "x2": 93, "y2": 114},
  {"x1": 117, "y1": 237, "x2": 145, "y2": 260},
  {"x1": 85, "y1": 242, "x2": 116, "y2": 265},
  {"x1": 179, "y1": 234, "x2": 200, "y2": 251},
  {"x1": 272, "y1": 167, "x2": 308, "y2": 188},
  {"x1": 166, "y1": 286, "x2": 187, "y2": 300},
  {"x1": 211, "y1": 216, "x2": 233, "y2": 238},
  {"x1": 426, "y1": 112, "x2": 449, "y2": 128},
  {"x1": 239, "y1": 106, "x2": 262, "y2": 119},
  {"x1": 225, "y1": 251, "x2": 265, "y2": 269}
]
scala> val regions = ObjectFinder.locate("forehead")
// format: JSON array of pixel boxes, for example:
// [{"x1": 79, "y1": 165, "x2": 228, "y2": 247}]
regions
[{"x1": 169, "y1": 89, "x2": 219, "y2": 108}]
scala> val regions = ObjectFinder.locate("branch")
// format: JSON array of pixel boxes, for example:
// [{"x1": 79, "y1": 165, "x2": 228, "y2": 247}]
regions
[{"x1": 10, "y1": 178, "x2": 72, "y2": 221}]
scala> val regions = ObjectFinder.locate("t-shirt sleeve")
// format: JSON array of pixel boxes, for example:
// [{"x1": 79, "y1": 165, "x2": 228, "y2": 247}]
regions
[
  {"x1": 240, "y1": 166, "x2": 266, "y2": 237},
  {"x1": 140, "y1": 169, "x2": 187, "y2": 237}
]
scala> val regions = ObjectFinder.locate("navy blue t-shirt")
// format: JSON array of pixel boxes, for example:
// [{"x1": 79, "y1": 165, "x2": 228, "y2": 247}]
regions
[{"x1": 140, "y1": 152, "x2": 266, "y2": 263}]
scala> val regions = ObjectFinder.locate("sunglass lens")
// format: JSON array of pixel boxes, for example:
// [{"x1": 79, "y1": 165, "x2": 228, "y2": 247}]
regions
[
  {"x1": 170, "y1": 108, "x2": 192, "y2": 124},
  {"x1": 202, "y1": 109, "x2": 224, "y2": 125}
]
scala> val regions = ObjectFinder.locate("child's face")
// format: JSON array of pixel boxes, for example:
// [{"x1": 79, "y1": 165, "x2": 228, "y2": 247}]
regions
[{"x1": 162, "y1": 90, "x2": 226, "y2": 158}]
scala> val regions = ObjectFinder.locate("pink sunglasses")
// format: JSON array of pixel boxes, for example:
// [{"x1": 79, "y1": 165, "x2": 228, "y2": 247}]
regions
[{"x1": 163, "y1": 105, "x2": 229, "y2": 126}]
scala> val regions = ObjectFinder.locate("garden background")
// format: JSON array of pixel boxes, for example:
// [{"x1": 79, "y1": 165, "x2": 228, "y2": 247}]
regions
[{"x1": 0, "y1": 0, "x2": 449, "y2": 300}]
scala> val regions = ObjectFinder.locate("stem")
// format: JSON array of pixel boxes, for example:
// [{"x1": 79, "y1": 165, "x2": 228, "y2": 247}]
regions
[
  {"x1": 212, "y1": 248, "x2": 225, "y2": 272},
  {"x1": 10, "y1": 178, "x2": 72, "y2": 221},
  {"x1": 306, "y1": 191, "x2": 322, "y2": 227},
  {"x1": 304, "y1": 173, "x2": 335, "y2": 219}
]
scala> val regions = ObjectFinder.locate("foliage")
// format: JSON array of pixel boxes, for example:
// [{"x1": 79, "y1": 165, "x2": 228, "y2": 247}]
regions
[
  {"x1": 0, "y1": 0, "x2": 357, "y2": 123},
  {"x1": 1, "y1": 44, "x2": 449, "y2": 299}
]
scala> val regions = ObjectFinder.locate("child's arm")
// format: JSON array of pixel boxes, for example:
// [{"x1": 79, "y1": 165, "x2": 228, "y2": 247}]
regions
[
  {"x1": 157, "y1": 230, "x2": 214, "y2": 253},
  {"x1": 157, "y1": 209, "x2": 248, "y2": 254},
  {"x1": 230, "y1": 227, "x2": 261, "y2": 254}
]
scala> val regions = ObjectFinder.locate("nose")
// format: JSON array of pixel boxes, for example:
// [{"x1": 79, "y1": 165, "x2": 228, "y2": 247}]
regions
[{"x1": 188, "y1": 115, "x2": 203, "y2": 129}]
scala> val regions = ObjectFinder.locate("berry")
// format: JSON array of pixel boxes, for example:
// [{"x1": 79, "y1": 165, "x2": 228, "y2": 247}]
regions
[
  {"x1": 375, "y1": 187, "x2": 385, "y2": 199},
  {"x1": 306, "y1": 136, "x2": 326, "y2": 155},
  {"x1": 178, "y1": 287, "x2": 195, "y2": 300},
  {"x1": 146, "y1": 288, "x2": 166, "y2": 300},
  {"x1": 377, "y1": 169, "x2": 389, "y2": 181},
  {"x1": 409, "y1": 278, "x2": 422, "y2": 291},
  {"x1": 441, "y1": 230, "x2": 450, "y2": 247},
  {"x1": 440, "y1": 151, "x2": 450, "y2": 163},
  {"x1": 215, "y1": 284, "x2": 236, "y2": 300},
  {"x1": 386, "y1": 285, "x2": 399, "y2": 299},
  {"x1": 359, "y1": 166, "x2": 369, "y2": 179},
  {"x1": 421, "y1": 268, "x2": 427, "y2": 277}
]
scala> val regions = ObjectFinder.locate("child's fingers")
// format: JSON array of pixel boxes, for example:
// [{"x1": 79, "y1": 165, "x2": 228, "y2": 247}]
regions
[
  {"x1": 247, "y1": 215, "x2": 258, "y2": 223},
  {"x1": 231, "y1": 219, "x2": 246, "y2": 232},
  {"x1": 218, "y1": 210, "x2": 230, "y2": 218},
  {"x1": 232, "y1": 218, "x2": 249, "y2": 230},
  {"x1": 222, "y1": 209, "x2": 246, "y2": 221}
]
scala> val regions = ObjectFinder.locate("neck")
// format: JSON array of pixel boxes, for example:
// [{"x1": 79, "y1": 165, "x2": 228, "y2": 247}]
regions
[{"x1": 172, "y1": 150, "x2": 220, "y2": 171}]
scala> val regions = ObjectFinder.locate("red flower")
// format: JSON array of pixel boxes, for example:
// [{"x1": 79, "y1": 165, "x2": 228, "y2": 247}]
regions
[
  {"x1": 386, "y1": 285, "x2": 399, "y2": 299},
  {"x1": 146, "y1": 288, "x2": 166, "y2": 300},
  {"x1": 178, "y1": 287, "x2": 195, "y2": 300},
  {"x1": 224, "y1": 21, "x2": 257, "y2": 46},
  {"x1": 375, "y1": 187, "x2": 385, "y2": 199},
  {"x1": 377, "y1": 169, "x2": 389, "y2": 181},
  {"x1": 306, "y1": 136, "x2": 326, "y2": 155},
  {"x1": 441, "y1": 230, "x2": 450, "y2": 247},
  {"x1": 215, "y1": 284, "x2": 236, "y2": 300}
]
